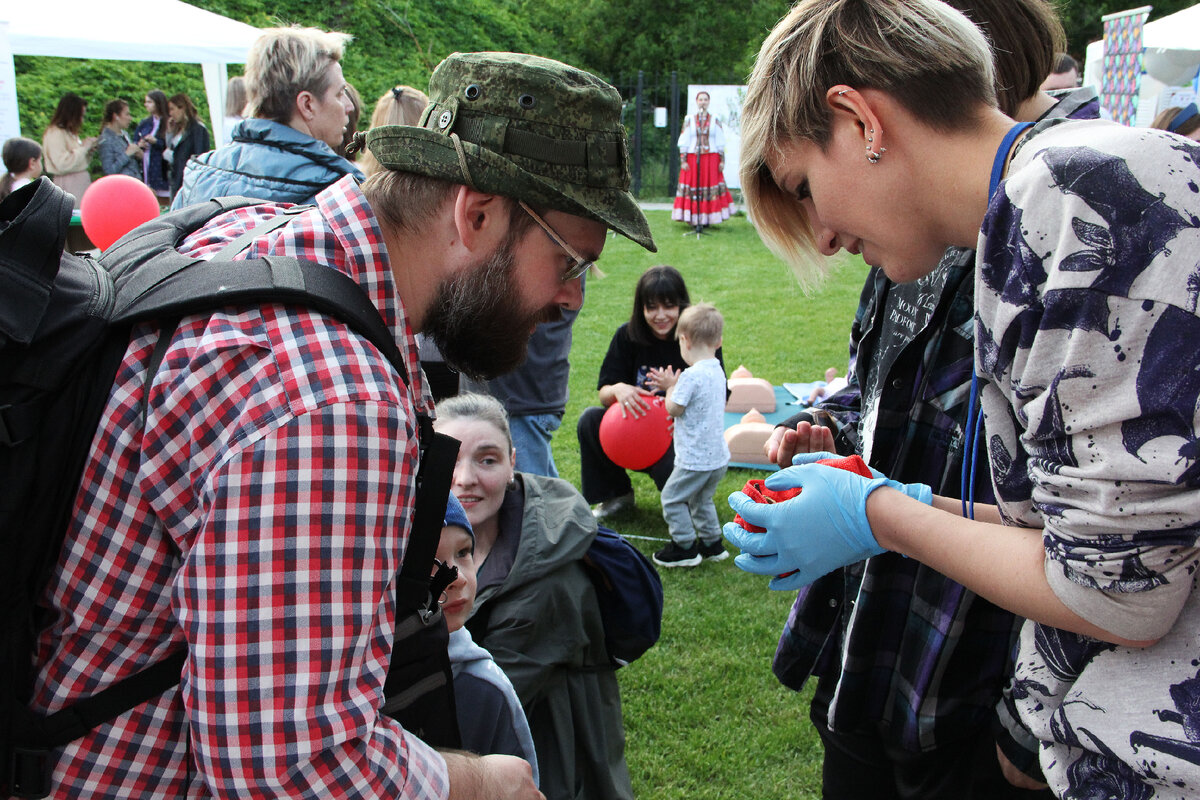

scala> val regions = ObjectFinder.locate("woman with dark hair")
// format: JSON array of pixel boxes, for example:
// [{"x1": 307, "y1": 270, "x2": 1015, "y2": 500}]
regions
[
  {"x1": 576, "y1": 265, "x2": 723, "y2": 518},
  {"x1": 162, "y1": 93, "x2": 210, "y2": 201},
  {"x1": 41, "y1": 92, "x2": 96, "y2": 206},
  {"x1": 97, "y1": 99, "x2": 145, "y2": 178},
  {"x1": 1151, "y1": 103, "x2": 1200, "y2": 140},
  {"x1": 134, "y1": 90, "x2": 171, "y2": 200},
  {"x1": 1, "y1": 137, "x2": 42, "y2": 201},
  {"x1": 730, "y1": 1, "x2": 1200, "y2": 797}
]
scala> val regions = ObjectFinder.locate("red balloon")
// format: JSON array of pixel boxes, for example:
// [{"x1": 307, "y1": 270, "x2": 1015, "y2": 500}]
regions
[
  {"x1": 80, "y1": 175, "x2": 160, "y2": 250},
  {"x1": 598, "y1": 397, "x2": 672, "y2": 471}
]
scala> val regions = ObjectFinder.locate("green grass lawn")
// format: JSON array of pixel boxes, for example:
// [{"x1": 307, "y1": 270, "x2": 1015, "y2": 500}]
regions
[{"x1": 548, "y1": 210, "x2": 870, "y2": 799}]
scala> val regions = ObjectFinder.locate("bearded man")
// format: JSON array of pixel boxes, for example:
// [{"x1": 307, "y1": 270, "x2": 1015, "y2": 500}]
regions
[{"x1": 28, "y1": 52, "x2": 653, "y2": 800}]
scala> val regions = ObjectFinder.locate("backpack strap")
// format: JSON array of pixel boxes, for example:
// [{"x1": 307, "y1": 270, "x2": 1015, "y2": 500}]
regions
[
  {"x1": 398, "y1": 421, "x2": 461, "y2": 615},
  {"x1": 114, "y1": 206, "x2": 409, "y2": 384}
]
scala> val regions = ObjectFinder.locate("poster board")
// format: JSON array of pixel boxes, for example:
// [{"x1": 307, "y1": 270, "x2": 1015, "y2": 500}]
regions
[{"x1": 1101, "y1": 6, "x2": 1152, "y2": 125}]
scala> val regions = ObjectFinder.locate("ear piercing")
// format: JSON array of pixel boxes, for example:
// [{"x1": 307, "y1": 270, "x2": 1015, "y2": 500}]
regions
[{"x1": 837, "y1": 91, "x2": 886, "y2": 163}]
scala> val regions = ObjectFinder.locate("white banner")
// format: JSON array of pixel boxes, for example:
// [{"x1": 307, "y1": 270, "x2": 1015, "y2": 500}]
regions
[{"x1": 0, "y1": 22, "x2": 22, "y2": 141}]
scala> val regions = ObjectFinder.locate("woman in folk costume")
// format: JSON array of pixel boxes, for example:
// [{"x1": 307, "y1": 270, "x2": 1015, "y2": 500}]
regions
[{"x1": 672, "y1": 90, "x2": 735, "y2": 226}]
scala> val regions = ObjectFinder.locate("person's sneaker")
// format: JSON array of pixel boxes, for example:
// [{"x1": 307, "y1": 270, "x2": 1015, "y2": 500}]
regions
[
  {"x1": 592, "y1": 492, "x2": 634, "y2": 519},
  {"x1": 698, "y1": 539, "x2": 729, "y2": 562},
  {"x1": 653, "y1": 541, "x2": 702, "y2": 568}
]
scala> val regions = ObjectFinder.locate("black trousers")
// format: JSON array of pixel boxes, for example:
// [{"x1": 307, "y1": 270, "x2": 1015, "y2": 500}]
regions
[
  {"x1": 575, "y1": 405, "x2": 674, "y2": 504},
  {"x1": 810, "y1": 677, "x2": 1055, "y2": 800}
]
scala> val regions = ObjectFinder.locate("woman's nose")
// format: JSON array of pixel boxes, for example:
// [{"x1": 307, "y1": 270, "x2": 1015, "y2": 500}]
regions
[
  {"x1": 808, "y1": 210, "x2": 840, "y2": 257},
  {"x1": 452, "y1": 462, "x2": 474, "y2": 488}
]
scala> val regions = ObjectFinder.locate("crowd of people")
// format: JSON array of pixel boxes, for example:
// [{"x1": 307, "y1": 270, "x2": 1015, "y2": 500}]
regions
[
  {"x1": 17, "y1": 88, "x2": 210, "y2": 208},
  {"x1": 6, "y1": 1, "x2": 1200, "y2": 798}
]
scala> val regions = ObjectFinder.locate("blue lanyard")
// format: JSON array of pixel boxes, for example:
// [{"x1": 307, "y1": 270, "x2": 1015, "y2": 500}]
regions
[{"x1": 962, "y1": 122, "x2": 1033, "y2": 520}]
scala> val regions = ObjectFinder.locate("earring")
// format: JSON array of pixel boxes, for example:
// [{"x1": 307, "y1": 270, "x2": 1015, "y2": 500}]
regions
[
  {"x1": 866, "y1": 147, "x2": 887, "y2": 164},
  {"x1": 506, "y1": 475, "x2": 518, "y2": 491}
]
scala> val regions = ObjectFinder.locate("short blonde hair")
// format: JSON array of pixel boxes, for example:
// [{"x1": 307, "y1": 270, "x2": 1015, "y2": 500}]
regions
[
  {"x1": 741, "y1": 0, "x2": 996, "y2": 286},
  {"x1": 244, "y1": 26, "x2": 352, "y2": 123},
  {"x1": 677, "y1": 303, "x2": 723, "y2": 349}
]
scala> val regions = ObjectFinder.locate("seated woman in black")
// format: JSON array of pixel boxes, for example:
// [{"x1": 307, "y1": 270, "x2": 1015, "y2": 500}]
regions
[{"x1": 576, "y1": 264, "x2": 724, "y2": 518}]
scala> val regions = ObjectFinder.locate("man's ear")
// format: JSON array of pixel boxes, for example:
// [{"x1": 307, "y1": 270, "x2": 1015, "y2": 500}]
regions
[{"x1": 450, "y1": 186, "x2": 510, "y2": 254}]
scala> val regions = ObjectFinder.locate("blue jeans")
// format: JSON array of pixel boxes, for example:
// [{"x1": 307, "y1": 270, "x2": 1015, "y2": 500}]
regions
[{"x1": 509, "y1": 413, "x2": 562, "y2": 478}]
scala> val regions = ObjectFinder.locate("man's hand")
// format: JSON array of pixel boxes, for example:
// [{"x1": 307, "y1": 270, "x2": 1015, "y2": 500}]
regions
[
  {"x1": 764, "y1": 420, "x2": 836, "y2": 468},
  {"x1": 445, "y1": 752, "x2": 544, "y2": 800}
]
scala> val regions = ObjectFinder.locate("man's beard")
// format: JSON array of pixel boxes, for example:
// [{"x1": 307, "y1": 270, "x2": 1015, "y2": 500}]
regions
[{"x1": 423, "y1": 239, "x2": 562, "y2": 381}]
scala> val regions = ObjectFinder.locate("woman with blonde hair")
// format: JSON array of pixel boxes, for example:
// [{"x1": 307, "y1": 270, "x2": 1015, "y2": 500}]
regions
[
  {"x1": 222, "y1": 75, "x2": 247, "y2": 145},
  {"x1": 729, "y1": 1, "x2": 1200, "y2": 797},
  {"x1": 434, "y1": 392, "x2": 634, "y2": 800},
  {"x1": 41, "y1": 92, "x2": 96, "y2": 206},
  {"x1": 360, "y1": 85, "x2": 429, "y2": 176}
]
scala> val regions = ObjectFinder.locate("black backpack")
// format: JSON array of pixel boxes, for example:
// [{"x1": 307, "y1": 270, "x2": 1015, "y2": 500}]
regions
[{"x1": 0, "y1": 178, "x2": 461, "y2": 798}]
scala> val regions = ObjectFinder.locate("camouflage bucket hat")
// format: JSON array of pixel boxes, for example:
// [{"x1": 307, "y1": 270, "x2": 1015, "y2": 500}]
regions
[{"x1": 365, "y1": 52, "x2": 656, "y2": 252}]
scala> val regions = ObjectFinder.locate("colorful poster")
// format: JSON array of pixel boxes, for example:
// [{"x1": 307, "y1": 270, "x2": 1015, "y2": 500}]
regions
[{"x1": 1101, "y1": 6, "x2": 1152, "y2": 126}]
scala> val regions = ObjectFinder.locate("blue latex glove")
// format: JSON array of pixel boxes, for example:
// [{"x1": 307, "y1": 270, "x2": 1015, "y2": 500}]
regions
[
  {"x1": 723, "y1": 454, "x2": 932, "y2": 590},
  {"x1": 792, "y1": 452, "x2": 934, "y2": 505}
]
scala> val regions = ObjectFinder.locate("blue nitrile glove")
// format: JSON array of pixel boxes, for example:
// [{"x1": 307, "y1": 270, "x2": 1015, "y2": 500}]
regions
[
  {"x1": 792, "y1": 451, "x2": 934, "y2": 505},
  {"x1": 723, "y1": 455, "x2": 932, "y2": 590}
]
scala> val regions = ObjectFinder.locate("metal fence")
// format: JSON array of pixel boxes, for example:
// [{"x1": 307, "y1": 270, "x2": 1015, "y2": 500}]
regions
[{"x1": 610, "y1": 70, "x2": 743, "y2": 200}]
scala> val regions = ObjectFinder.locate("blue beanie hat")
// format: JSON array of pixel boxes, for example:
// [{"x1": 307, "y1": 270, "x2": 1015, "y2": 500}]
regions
[{"x1": 443, "y1": 494, "x2": 474, "y2": 543}]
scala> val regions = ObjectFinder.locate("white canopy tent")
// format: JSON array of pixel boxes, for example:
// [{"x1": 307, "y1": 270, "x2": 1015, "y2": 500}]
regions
[
  {"x1": 0, "y1": 0, "x2": 262, "y2": 144},
  {"x1": 1083, "y1": 4, "x2": 1200, "y2": 124}
]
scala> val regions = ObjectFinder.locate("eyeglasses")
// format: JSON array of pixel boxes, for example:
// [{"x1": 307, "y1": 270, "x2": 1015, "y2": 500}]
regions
[{"x1": 518, "y1": 200, "x2": 598, "y2": 282}]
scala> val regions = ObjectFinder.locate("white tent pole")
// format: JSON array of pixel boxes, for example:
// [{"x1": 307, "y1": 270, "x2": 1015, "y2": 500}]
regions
[{"x1": 202, "y1": 62, "x2": 228, "y2": 148}]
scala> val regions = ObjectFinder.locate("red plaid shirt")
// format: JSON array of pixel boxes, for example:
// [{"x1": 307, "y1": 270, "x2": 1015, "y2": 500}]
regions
[{"x1": 32, "y1": 176, "x2": 449, "y2": 799}]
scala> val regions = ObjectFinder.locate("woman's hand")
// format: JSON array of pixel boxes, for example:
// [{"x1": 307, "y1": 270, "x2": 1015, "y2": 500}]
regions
[
  {"x1": 124, "y1": 141, "x2": 143, "y2": 157},
  {"x1": 604, "y1": 383, "x2": 654, "y2": 418}
]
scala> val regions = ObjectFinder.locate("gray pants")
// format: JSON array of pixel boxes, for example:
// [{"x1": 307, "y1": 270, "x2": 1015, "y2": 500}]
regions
[{"x1": 660, "y1": 465, "x2": 727, "y2": 547}]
